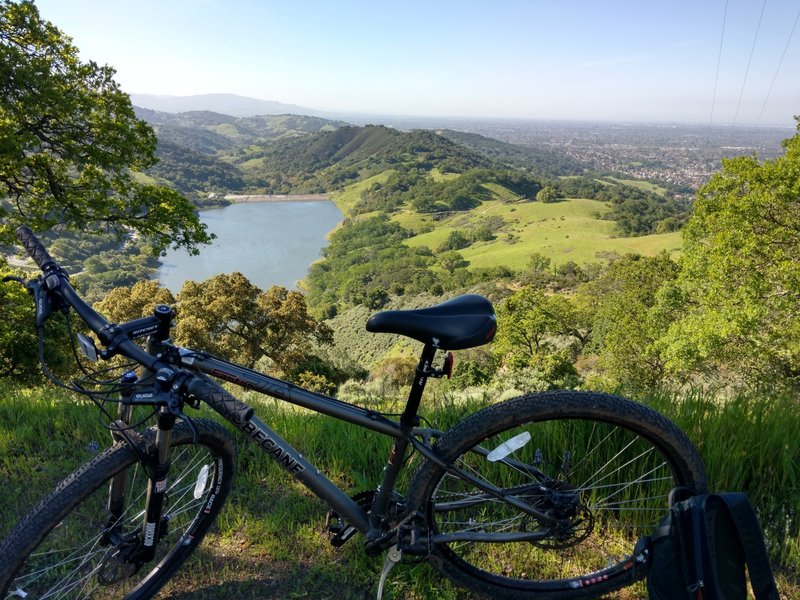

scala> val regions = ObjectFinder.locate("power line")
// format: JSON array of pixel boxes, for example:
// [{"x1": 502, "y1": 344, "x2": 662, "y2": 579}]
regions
[
  {"x1": 710, "y1": 0, "x2": 729, "y2": 124},
  {"x1": 732, "y1": 0, "x2": 767, "y2": 125},
  {"x1": 756, "y1": 5, "x2": 800, "y2": 126}
]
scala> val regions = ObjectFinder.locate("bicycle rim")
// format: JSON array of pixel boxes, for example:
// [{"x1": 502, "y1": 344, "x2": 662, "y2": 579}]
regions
[
  {"x1": 3, "y1": 423, "x2": 233, "y2": 600},
  {"x1": 413, "y1": 393, "x2": 705, "y2": 597}
]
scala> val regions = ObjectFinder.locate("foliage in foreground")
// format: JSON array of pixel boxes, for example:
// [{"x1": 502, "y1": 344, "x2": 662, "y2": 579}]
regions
[
  {"x1": 0, "y1": 383, "x2": 797, "y2": 597},
  {"x1": 0, "y1": 0, "x2": 209, "y2": 253}
]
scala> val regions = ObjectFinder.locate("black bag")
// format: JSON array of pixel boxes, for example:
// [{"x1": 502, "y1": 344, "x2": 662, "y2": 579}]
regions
[{"x1": 645, "y1": 489, "x2": 780, "y2": 600}]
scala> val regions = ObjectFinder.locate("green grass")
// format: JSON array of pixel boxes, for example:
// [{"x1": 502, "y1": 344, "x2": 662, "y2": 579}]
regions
[
  {"x1": 210, "y1": 123, "x2": 248, "y2": 140},
  {"x1": 601, "y1": 176, "x2": 668, "y2": 197},
  {"x1": 428, "y1": 168, "x2": 460, "y2": 183},
  {"x1": 403, "y1": 198, "x2": 682, "y2": 269},
  {"x1": 331, "y1": 170, "x2": 679, "y2": 269},
  {"x1": 131, "y1": 171, "x2": 160, "y2": 185},
  {"x1": 3, "y1": 383, "x2": 797, "y2": 597},
  {"x1": 329, "y1": 170, "x2": 395, "y2": 217},
  {"x1": 238, "y1": 157, "x2": 264, "y2": 171}
]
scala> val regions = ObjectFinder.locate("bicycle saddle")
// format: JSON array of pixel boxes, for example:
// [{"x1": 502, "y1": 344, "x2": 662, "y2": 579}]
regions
[{"x1": 365, "y1": 294, "x2": 496, "y2": 350}]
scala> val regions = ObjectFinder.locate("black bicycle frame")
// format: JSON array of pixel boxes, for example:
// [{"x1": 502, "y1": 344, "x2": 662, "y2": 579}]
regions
[
  {"x1": 174, "y1": 345, "x2": 561, "y2": 545},
  {"x1": 177, "y1": 347, "x2": 420, "y2": 540}
]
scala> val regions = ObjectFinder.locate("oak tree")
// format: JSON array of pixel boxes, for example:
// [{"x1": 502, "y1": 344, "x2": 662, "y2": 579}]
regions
[
  {"x1": 0, "y1": 0, "x2": 209, "y2": 252},
  {"x1": 174, "y1": 273, "x2": 332, "y2": 373},
  {"x1": 661, "y1": 119, "x2": 800, "y2": 385},
  {"x1": 93, "y1": 280, "x2": 176, "y2": 324}
]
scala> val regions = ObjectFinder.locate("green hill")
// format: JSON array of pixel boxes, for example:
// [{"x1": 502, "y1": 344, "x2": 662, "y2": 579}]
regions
[
  {"x1": 238, "y1": 125, "x2": 491, "y2": 193},
  {"x1": 401, "y1": 196, "x2": 681, "y2": 269},
  {"x1": 134, "y1": 108, "x2": 346, "y2": 153},
  {"x1": 439, "y1": 129, "x2": 586, "y2": 178},
  {"x1": 148, "y1": 141, "x2": 246, "y2": 196}
]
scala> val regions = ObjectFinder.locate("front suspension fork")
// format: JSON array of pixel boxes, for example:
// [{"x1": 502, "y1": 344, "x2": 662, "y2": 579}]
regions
[{"x1": 106, "y1": 384, "x2": 175, "y2": 563}]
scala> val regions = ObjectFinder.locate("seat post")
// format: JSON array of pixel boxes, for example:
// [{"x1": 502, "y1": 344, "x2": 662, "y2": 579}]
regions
[
  {"x1": 372, "y1": 344, "x2": 437, "y2": 526},
  {"x1": 401, "y1": 343, "x2": 437, "y2": 428}
]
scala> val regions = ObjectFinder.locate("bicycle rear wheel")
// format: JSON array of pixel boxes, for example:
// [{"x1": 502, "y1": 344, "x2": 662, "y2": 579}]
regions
[
  {"x1": 408, "y1": 391, "x2": 707, "y2": 599},
  {"x1": 0, "y1": 418, "x2": 236, "y2": 600}
]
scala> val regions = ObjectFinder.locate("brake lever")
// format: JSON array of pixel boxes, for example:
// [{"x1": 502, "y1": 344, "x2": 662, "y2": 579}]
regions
[
  {"x1": 156, "y1": 369, "x2": 200, "y2": 444},
  {"x1": 30, "y1": 279, "x2": 56, "y2": 328},
  {"x1": 3, "y1": 274, "x2": 65, "y2": 328}
]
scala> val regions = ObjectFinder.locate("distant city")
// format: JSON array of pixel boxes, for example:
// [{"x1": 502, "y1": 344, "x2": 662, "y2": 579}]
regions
[
  {"x1": 132, "y1": 93, "x2": 796, "y2": 194},
  {"x1": 372, "y1": 117, "x2": 793, "y2": 192}
]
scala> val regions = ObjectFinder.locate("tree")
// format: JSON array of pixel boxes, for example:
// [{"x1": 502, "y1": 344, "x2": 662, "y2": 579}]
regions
[
  {"x1": 93, "y1": 280, "x2": 176, "y2": 324},
  {"x1": 174, "y1": 273, "x2": 332, "y2": 373},
  {"x1": 1, "y1": 261, "x2": 74, "y2": 382},
  {"x1": 440, "y1": 250, "x2": 468, "y2": 273},
  {"x1": 527, "y1": 253, "x2": 551, "y2": 274},
  {"x1": 0, "y1": 1, "x2": 210, "y2": 252},
  {"x1": 581, "y1": 253, "x2": 680, "y2": 390},
  {"x1": 660, "y1": 119, "x2": 800, "y2": 386},
  {"x1": 437, "y1": 230, "x2": 470, "y2": 252},
  {"x1": 493, "y1": 286, "x2": 586, "y2": 370},
  {"x1": 536, "y1": 186, "x2": 559, "y2": 203}
]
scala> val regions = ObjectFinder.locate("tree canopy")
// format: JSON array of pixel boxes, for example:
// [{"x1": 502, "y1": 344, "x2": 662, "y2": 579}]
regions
[
  {"x1": 0, "y1": 0, "x2": 209, "y2": 252},
  {"x1": 174, "y1": 273, "x2": 332, "y2": 374},
  {"x1": 661, "y1": 118, "x2": 800, "y2": 385}
]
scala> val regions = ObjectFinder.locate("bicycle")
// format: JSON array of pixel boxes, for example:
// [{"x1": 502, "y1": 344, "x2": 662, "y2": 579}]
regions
[{"x1": 0, "y1": 226, "x2": 707, "y2": 599}]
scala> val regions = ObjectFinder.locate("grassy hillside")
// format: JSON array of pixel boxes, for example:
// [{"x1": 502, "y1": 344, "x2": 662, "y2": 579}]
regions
[
  {"x1": 135, "y1": 108, "x2": 347, "y2": 154},
  {"x1": 239, "y1": 125, "x2": 490, "y2": 193},
  {"x1": 306, "y1": 165, "x2": 687, "y2": 312},
  {"x1": 149, "y1": 141, "x2": 246, "y2": 195},
  {"x1": 134, "y1": 109, "x2": 350, "y2": 195},
  {"x1": 332, "y1": 168, "x2": 682, "y2": 271},
  {"x1": 439, "y1": 128, "x2": 586, "y2": 177},
  {"x1": 401, "y1": 197, "x2": 681, "y2": 269},
  {"x1": 1, "y1": 384, "x2": 797, "y2": 598}
]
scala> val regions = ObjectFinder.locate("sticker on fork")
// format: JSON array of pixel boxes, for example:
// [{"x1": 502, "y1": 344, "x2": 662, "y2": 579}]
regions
[{"x1": 487, "y1": 432, "x2": 531, "y2": 462}]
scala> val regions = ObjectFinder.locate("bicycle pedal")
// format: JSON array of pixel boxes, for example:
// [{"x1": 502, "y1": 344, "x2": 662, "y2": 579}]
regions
[
  {"x1": 325, "y1": 509, "x2": 358, "y2": 547},
  {"x1": 330, "y1": 524, "x2": 358, "y2": 547},
  {"x1": 325, "y1": 490, "x2": 377, "y2": 547}
]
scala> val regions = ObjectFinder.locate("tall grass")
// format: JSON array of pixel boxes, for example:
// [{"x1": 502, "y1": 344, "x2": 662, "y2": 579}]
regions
[
  {"x1": 640, "y1": 388, "x2": 800, "y2": 579},
  {"x1": 1, "y1": 382, "x2": 798, "y2": 596}
]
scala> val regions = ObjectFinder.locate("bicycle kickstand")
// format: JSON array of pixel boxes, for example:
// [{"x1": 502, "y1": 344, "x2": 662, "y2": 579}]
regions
[{"x1": 376, "y1": 546, "x2": 402, "y2": 600}]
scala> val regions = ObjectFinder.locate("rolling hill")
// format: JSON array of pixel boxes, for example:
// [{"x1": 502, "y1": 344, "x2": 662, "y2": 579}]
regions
[
  {"x1": 238, "y1": 125, "x2": 492, "y2": 193},
  {"x1": 131, "y1": 107, "x2": 688, "y2": 310}
]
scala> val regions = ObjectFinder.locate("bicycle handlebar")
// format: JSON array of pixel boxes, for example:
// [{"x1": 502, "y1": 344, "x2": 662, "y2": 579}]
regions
[
  {"x1": 14, "y1": 226, "x2": 254, "y2": 422},
  {"x1": 16, "y1": 226, "x2": 58, "y2": 271},
  {"x1": 186, "y1": 376, "x2": 254, "y2": 425},
  {"x1": 16, "y1": 226, "x2": 162, "y2": 368}
]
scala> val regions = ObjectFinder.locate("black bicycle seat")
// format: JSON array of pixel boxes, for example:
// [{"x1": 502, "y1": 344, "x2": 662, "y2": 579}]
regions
[{"x1": 365, "y1": 294, "x2": 496, "y2": 350}]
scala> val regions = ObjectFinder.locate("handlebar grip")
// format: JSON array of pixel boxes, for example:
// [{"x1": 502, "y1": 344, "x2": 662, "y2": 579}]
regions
[
  {"x1": 16, "y1": 226, "x2": 58, "y2": 271},
  {"x1": 187, "y1": 376, "x2": 254, "y2": 426}
]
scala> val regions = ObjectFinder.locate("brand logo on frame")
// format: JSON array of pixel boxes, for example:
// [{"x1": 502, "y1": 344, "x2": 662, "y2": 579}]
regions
[{"x1": 240, "y1": 421, "x2": 305, "y2": 475}]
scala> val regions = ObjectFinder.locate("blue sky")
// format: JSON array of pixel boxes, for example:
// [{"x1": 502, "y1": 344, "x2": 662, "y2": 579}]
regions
[{"x1": 34, "y1": 0, "x2": 800, "y2": 125}]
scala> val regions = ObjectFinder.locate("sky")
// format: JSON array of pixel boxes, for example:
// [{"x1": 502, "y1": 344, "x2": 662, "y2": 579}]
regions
[{"x1": 33, "y1": 0, "x2": 800, "y2": 126}]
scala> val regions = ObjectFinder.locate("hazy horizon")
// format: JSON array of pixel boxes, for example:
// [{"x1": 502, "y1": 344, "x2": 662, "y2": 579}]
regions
[
  {"x1": 35, "y1": 0, "x2": 800, "y2": 127},
  {"x1": 131, "y1": 91, "x2": 799, "y2": 130}
]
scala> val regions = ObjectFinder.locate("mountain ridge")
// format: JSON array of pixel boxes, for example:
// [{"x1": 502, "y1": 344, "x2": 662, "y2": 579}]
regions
[{"x1": 130, "y1": 93, "x2": 321, "y2": 118}]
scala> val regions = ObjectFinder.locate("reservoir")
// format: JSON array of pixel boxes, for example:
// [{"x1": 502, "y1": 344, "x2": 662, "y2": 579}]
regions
[{"x1": 157, "y1": 200, "x2": 343, "y2": 293}]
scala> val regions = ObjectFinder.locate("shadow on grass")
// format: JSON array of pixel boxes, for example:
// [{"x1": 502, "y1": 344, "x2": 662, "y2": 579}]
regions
[
  {"x1": 160, "y1": 545, "x2": 375, "y2": 600},
  {"x1": 162, "y1": 576, "x2": 373, "y2": 600}
]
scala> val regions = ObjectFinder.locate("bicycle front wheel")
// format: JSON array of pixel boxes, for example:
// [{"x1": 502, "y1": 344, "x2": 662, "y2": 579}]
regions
[
  {"x1": 0, "y1": 418, "x2": 236, "y2": 600},
  {"x1": 408, "y1": 391, "x2": 707, "y2": 599}
]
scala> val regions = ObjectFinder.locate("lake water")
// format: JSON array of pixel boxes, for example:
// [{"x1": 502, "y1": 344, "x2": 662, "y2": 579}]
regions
[{"x1": 157, "y1": 201, "x2": 343, "y2": 292}]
